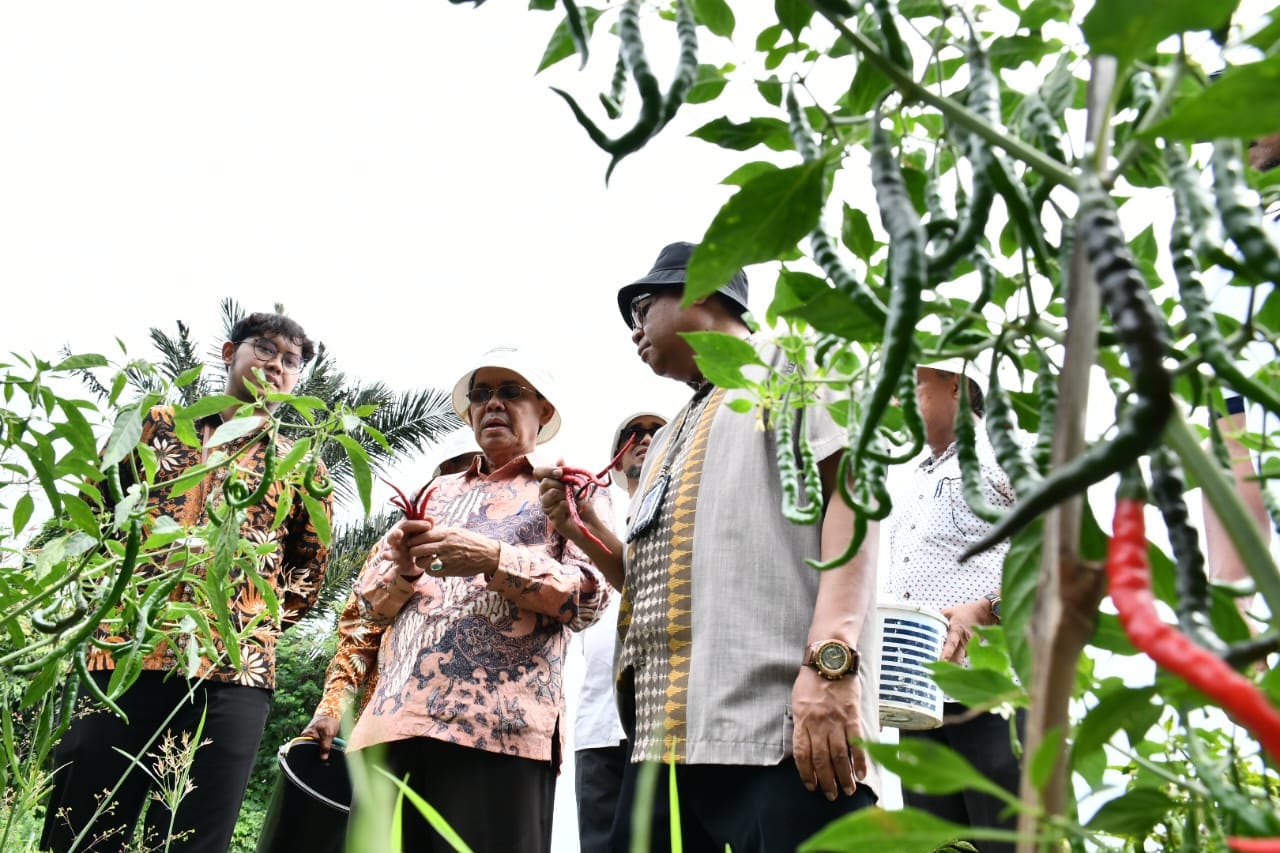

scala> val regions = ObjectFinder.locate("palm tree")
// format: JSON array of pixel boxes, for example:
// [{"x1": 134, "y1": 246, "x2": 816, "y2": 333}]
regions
[{"x1": 68, "y1": 296, "x2": 463, "y2": 612}]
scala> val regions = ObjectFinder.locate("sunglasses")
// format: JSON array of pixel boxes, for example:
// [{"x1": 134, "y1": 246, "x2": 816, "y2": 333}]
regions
[
  {"x1": 619, "y1": 424, "x2": 662, "y2": 446},
  {"x1": 466, "y1": 382, "x2": 537, "y2": 405}
]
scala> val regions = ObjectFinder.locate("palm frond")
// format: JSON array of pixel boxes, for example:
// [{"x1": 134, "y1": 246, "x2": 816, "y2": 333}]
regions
[{"x1": 302, "y1": 511, "x2": 398, "y2": 625}]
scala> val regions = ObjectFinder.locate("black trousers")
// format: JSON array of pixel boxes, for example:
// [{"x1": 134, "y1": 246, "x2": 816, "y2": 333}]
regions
[
  {"x1": 609, "y1": 756, "x2": 878, "y2": 853},
  {"x1": 575, "y1": 742, "x2": 626, "y2": 853},
  {"x1": 41, "y1": 670, "x2": 271, "y2": 853},
  {"x1": 899, "y1": 705, "x2": 1026, "y2": 853},
  {"x1": 365, "y1": 736, "x2": 557, "y2": 853}
]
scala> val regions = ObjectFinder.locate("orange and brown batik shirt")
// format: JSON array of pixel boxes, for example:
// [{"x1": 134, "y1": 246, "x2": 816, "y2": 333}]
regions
[
  {"x1": 316, "y1": 452, "x2": 612, "y2": 765},
  {"x1": 86, "y1": 404, "x2": 332, "y2": 690}
]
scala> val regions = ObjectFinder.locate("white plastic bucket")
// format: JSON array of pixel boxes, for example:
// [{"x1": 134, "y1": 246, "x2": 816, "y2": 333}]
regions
[{"x1": 877, "y1": 601, "x2": 947, "y2": 730}]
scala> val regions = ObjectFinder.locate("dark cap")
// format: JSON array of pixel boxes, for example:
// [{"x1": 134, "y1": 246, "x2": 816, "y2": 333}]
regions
[{"x1": 617, "y1": 242, "x2": 750, "y2": 329}]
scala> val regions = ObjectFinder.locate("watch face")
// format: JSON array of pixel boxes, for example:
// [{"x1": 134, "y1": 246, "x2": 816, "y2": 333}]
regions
[{"x1": 817, "y1": 642, "x2": 850, "y2": 675}]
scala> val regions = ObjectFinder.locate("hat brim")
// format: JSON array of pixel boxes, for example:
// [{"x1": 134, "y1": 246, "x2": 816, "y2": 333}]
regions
[
  {"x1": 450, "y1": 354, "x2": 562, "y2": 445},
  {"x1": 617, "y1": 279, "x2": 684, "y2": 329}
]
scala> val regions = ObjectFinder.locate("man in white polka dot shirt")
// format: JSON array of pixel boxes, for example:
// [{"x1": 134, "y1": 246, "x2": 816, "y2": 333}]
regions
[{"x1": 886, "y1": 357, "x2": 1023, "y2": 853}]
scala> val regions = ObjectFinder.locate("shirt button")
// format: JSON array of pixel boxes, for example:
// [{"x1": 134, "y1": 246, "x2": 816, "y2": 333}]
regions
[
  {"x1": 910, "y1": 524, "x2": 916, "y2": 530},
  {"x1": 903, "y1": 591, "x2": 911, "y2": 599},
  {"x1": 903, "y1": 556, "x2": 910, "y2": 563}
]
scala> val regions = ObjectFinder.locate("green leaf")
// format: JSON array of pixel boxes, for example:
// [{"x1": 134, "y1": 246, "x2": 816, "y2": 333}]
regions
[
  {"x1": 687, "y1": 63, "x2": 731, "y2": 104},
  {"x1": 841, "y1": 204, "x2": 879, "y2": 262},
  {"x1": 60, "y1": 493, "x2": 99, "y2": 535},
  {"x1": 101, "y1": 407, "x2": 144, "y2": 469},
  {"x1": 173, "y1": 364, "x2": 204, "y2": 388},
  {"x1": 52, "y1": 353, "x2": 108, "y2": 371},
  {"x1": 722, "y1": 160, "x2": 780, "y2": 187},
  {"x1": 693, "y1": 0, "x2": 734, "y2": 37},
  {"x1": 1086, "y1": 787, "x2": 1176, "y2": 837},
  {"x1": 1028, "y1": 726, "x2": 1063, "y2": 791},
  {"x1": 686, "y1": 160, "x2": 827, "y2": 301},
  {"x1": 690, "y1": 116, "x2": 794, "y2": 151},
  {"x1": 1082, "y1": 0, "x2": 1239, "y2": 70},
  {"x1": 301, "y1": 491, "x2": 332, "y2": 547},
  {"x1": 207, "y1": 417, "x2": 266, "y2": 448},
  {"x1": 1089, "y1": 611, "x2": 1139, "y2": 655},
  {"x1": 774, "y1": 0, "x2": 813, "y2": 38},
  {"x1": 536, "y1": 5, "x2": 603, "y2": 73},
  {"x1": 12, "y1": 493, "x2": 34, "y2": 535},
  {"x1": 1146, "y1": 53, "x2": 1280, "y2": 142},
  {"x1": 1000, "y1": 521, "x2": 1042, "y2": 686},
  {"x1": 864, "y1": 739, "x2": 1014, "y2": 802},
  {"x1": 334, "y1": 434, "x2": 374, "y2": 512},
  {"x1": 1022, "y1": 0, "x2": 1072, "y2": 31},
  {"x1": 928, "y1": 662, "x2": 1023, "y2": 709},
  {"x1": 801, "y1": 805, "x2": 1022, "y2": 852},
  {"x1": 177, "y1": 395, "x2": 242, "y2": 422},
  {"x1": 683, "y1": 330, "x2": 766, "y2": 390},
  {"x1": 757, "y1": 75, "x2": 783, "y2": 107},
  {"x1": 767, "y1": 270, "x2": 884, "y2": 342},
  {"x1": 1072, "y1": 684, "x2": 1159, "y2": 760}
]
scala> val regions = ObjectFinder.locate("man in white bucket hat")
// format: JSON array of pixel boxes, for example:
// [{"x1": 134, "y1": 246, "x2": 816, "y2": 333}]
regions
[
  {"x1": 305, "y1": 344, "x2": 611, "y2": 853},
  {"x1": 886, "y1": 356, "x2": 1023, "y2": 853}
]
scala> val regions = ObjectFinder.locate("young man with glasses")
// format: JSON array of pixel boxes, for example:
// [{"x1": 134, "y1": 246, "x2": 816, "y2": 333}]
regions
[
  {"x1": 304, "y1": 344, "x2": 612, "y2": 853},
  {"x1": 542, "y1": 242, "x2": 882, "y2": 852},
  {"x1": 43, "y1": 311, "x2": 332, "y2": 853}
]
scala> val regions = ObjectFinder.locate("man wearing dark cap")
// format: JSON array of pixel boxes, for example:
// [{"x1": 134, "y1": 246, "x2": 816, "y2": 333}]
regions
[{"x1": 543, "y1": 242, "x2": 881, "y2": 852}]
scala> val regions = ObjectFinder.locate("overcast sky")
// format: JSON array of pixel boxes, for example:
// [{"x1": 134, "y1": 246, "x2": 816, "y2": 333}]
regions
[{"x1": 0, "y1": 2, "x2": 779, "y2": 498}]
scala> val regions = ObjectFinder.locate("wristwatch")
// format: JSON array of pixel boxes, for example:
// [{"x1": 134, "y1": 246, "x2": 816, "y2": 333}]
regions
[
  {"x1": 985, "y1": 592, "x2": 1002, "y2": 624},
  {"x1": 803, "y1": 640, "x2": 860, "y2": 680}
]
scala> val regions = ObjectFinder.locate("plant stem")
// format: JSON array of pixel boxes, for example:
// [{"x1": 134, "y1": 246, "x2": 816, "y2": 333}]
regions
[{"x1": 808, "y1": 3, "x2": 1077, "y2": 190}]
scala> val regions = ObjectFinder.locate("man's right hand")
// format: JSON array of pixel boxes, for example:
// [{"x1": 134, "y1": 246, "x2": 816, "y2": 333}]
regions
[{"x1": 300, "y1": 713, "x2": 341, "y2": 760}]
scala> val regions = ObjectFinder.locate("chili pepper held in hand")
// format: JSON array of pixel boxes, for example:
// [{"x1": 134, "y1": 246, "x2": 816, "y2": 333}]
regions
[
  {"x1": 557, "y1": 434, "x2": 637, "y2": 554},
  {"x1": 1106, "y1": 475, "x2": 1280, "y2": 765},
  {"x1": 382, "y1": 477, "x2": 437, "y2": 521}
]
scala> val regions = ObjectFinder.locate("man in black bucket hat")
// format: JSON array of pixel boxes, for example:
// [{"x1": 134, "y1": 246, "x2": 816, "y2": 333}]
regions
[{"x1": 541, "y1": 242, "x2": 881, "y2": 852}]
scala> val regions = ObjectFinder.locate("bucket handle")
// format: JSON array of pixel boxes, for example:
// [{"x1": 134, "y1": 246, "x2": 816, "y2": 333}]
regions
[{"x1": 281, "y1": 735, "x2": 347, "y2": 757}]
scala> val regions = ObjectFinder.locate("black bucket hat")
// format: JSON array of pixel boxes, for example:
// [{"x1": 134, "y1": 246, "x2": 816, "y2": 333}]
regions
[{"x1": 616, "y1": 241, "x2": 750, "y2": 329}]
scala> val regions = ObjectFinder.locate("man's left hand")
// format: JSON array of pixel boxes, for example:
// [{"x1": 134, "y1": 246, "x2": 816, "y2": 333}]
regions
[
  {"x1": 939, "y1": 598, "x2": 996, "y2": 663},
  {"x1": 398, "y1": 525, "x2": 502, "y2": 579},
  {"x1": 791, "y1": 669, "x2": 867, "y2": 801}
]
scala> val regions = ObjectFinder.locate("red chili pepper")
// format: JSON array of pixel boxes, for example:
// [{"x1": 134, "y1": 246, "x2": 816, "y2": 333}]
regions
[
  {"x1": 557, "y1": 434, "x2": 637, "y2": 554},
  {"x1": 1229, "y1": 839, "x2": 1280, "y2": 852},
  {"x1": 1107, "y1": 496, "x2": 1280, "y2": 763},
  {"x1": 381, "y1": 477, "x2": 436, "y2": 521}
]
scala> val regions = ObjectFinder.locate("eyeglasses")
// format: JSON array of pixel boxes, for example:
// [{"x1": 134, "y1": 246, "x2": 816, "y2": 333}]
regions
[
  {"x1": 238, "y1": 338, "x2": 305, "y2": 374},
  {"x1": 619, "y1": 424, "x2": 662, "y2": 447},
  {"x1": 629, "y1": 293, "x2": 656, "y2": 328},
  {"x1": 466, "y1": 382, "x2": 537, "y2": 405}
]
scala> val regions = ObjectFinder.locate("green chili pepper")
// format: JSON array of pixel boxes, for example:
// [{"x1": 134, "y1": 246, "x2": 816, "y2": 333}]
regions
[
  {"x1": 983, "y1": 361, "x2": 1039, "y2": 496},
  {"x1": 938, "y1": 246, "x2": 996, "y2": 350},
  {"x1": 600, "y1": 50, "x2": 628, "y2": 119},
  {"x1": 223, "y1": 434, "x2": 277, "y2": 510},
  {"x1": 865, "y1": 371, "x2": 925, "y2": 465},
  {"x1": 955, "y1": 379, "x2": 1005, "y2": 523},
  {"x1": 74, "y1": 645, "x2": 125, "y2": 720},
  {"x1": 1150, "y1": 445, "x2": 1225, "y2": 654},
  {"x1": 304, "y1": 459, "x2": 335, "y2": 498},
  {"x1": 850, "y1": 118, "x2": 925, "y2": 474},
  {"x1": 960, "y1": 170, "x2": 1173, "y2": 560},
  {"x1": 774, "y1": 395, "x2": 823, "y2": 526},
  {"x1": 1168, "y1": 144, "x2": 1280, "y2": 418},
  {"x1": 1031, "y1": 345, "x2": 1057, "y2": 475},
  {"x1": 785, "y1": 83, "x2": 889, "y2": 326},
  {"x1": 561, "y1": 0, "x2": 589, "y2": 69},
  {"x1": 1212, "y1": 137, "x2": 1280, "y2": 285}
]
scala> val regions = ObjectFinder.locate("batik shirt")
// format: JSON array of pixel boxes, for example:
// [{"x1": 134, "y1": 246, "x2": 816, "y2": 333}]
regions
[
  {"x1": 617, "y1": 337, "x2": 882, "y2": 796},
  {"x1": 317, "y1": 453, "x2": 612, "y2": 764},
  {"x1": 87, "y1": 405, "x2": 332, "y2": 689}
]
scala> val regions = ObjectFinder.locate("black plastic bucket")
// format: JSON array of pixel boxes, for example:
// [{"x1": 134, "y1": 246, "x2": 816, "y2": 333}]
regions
[{"x1": 256, "y1": 737, "x2": 352, "y2": 853}]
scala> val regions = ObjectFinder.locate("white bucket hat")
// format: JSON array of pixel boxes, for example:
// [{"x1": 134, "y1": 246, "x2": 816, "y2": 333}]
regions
[
  {"x1": 608, "y1": 411, "x2": 668, "y2": 486},
  {"x1": 919, "y1": 357, "x2": 988, "y2": 387},
  {"x1": 430, "y1": 428, "x2": 482, "y2": 479},
  {"x1": 450, "y1": 345, "x2": 562, "y2": 444}
]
